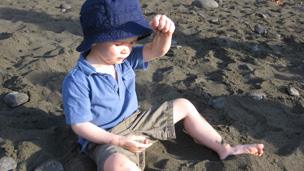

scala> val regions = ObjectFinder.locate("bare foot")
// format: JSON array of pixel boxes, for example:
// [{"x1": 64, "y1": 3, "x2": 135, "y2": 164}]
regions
[{"x1": 219, "y1": 143, "x2": 264, "y2": 160}]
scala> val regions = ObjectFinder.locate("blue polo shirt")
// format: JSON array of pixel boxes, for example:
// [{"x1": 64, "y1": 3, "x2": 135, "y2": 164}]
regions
[{"x1": 62, "y1": 46, "x2": 148, "y2": 151}]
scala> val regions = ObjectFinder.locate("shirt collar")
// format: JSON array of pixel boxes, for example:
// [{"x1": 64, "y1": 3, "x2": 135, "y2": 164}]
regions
[
  {"x1": 76, "y1": 54, "x2": 97, "y2": 76},
  {"x1": 76, "y1": 54, "x2": 123, "y2": 76}
]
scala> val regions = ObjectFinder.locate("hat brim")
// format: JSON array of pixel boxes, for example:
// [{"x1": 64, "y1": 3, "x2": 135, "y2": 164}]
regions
[{"x1": 76, "y1": 18, "x2": 153, "y2": 52}]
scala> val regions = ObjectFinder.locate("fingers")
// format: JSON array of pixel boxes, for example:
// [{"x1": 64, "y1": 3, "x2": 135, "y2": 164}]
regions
[
  {"x1": 149, "y1": 15, "x2": 161, "y2": 30},
  {"x1": 123, "y1": 135, "x2": 153, "y2": 153},
  {"x1": 150, "y1": 14, "x2": 175, "y2": 34}
]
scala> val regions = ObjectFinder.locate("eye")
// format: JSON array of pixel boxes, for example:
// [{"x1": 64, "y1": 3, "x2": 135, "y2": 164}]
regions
[
  {"x1": 114, "y1": 42, "x2": 123, "y2": 46},
  {"x1": 130, "y1": 41, "x2": 135, "y2": 45}
]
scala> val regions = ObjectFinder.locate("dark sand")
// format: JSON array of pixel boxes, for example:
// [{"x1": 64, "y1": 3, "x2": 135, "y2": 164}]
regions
[{"x1": 0, "y1": 0, "x2": 303, "y2": 170}]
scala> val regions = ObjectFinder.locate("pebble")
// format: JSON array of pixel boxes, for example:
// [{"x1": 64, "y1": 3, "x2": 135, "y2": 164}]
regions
[
  {"x1": 34, "y1": 160, "x2": 64, "y2": 171},
  {"x1": 3, "y1": 91, "x2": 29, "y2": 107},
  {"x1": 256, "y1": 0, "x2": 267, "y2": 3},
  {"x1": 171, "y1": 39, "x2": 182, "y2": 49},
  {"x1": 216, "y1": 0, "x2": 223, "y2": 5},
  {"x1": 59, "y1": 3, "x2": 72, "y2": 10},
  {"x1": 274, "y1": 33, "x2": 281, "y2": 40},
  {"x1": 0, "y1": 157, "x2": 17, "y2": 171},
  {"x1": 287, "y1": 86, "x2": 300, "y2": 97},
  {"x1": 191, "y1": 0, "x2": 219, "y2": 9},
  {"x1": 251, "y1": 44, "x2": 260, "y2": 52},
  {"x1": 0, "y1": 32, "x2": 13, "y2": 40},
  {"x1": 247, "y1": 90, "x2": 267, "y2": 100},
  {"x1": 208, "y1": 97, "x2": 226, "y2": 109},
  {"x1": 209, "y1": 17, "x2": 219, "y2": 24},
  {"x1": 239, "y1": 64, "x2": 254, "y2": 72},
  {"x1": 255, "y1": 13, "x2": 268, "y2": 19},
  {"x1": 59, "y1": 3, "x2": 71, "y2": 13},
  {"x1": 254, "y1": 24, "x2": 266, "y2": 35}
]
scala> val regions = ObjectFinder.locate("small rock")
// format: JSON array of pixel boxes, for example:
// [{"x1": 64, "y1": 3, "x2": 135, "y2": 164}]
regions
[
  {"x1": 0, "y1": 32, "x2": 13, "y2": 40},
  {"x1": 255, "y1": 13, "x2": 268, "y2": 19},
  {"x1": 247, "y1": 90, "x2": 266, "y2": 100},
  {"x1": 34, "y1": 160, "x2": 64, "y2": 171},
  {"x1": 256, "y1": 0, "x2": 267, "y2": 4},
  {"x1": 171, "y1": 39, "x2": 178, "y2": 47},
  {"x1": 251, "y1": 44, "x2": 260, "y2": 52},
  {"x1": 191, "y1": 0, "x2": 219, "y2": 9},
  {"x1": 209, "y1": 17, "x2": 219, "y2": 24},
  {"x1": 0, "y1": 156, "x2": 17, "y2": 171},
  {"x1": 59, "y1": 3, "x2": 71, "y2": 13},
  {"x1": 3, "y1": 91, "x2": 29, "y2": 107},
  {"x1": 254, "y1": 24, "x2": 266, "y2": 35},
  {"x1": 287, "y1": 86, "x2": 300, "y2": 97},
  {"x1": 59, "y1": 3, "x2": 72, "y2": 10},
  {"x1": 239, "y1": 64, "x2": 254, "y2": 72},
  {"x1": 216, "y1": 0, "x2": 223, "y2": 5},
  {"x1": 274, "y1": 33, "x2": 281, "y2": 40},
  {"x1": 0, "y1": 137, "x2": 3, "y2": 144},
  {"x1": 171, "y1": 39, "x2": 182, "y2": 49},
  {"x1": 208, "y1": 97, "x2": 226, "y2": 109}
]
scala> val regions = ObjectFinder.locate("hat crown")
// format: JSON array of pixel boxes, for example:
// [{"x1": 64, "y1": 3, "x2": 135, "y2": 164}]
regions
[
  {"x1": 76, "y1": 0, "x2": 152, "y2": 52},
  {"x1": 80, "y1": 0, "x2": 143, "y2": 36}
]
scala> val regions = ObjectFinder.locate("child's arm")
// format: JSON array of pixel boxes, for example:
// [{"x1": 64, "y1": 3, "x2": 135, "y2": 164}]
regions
[
  {"x1": 143, "y1": 14, "x2": 175, "y2": 61},
  {"x1": 71, "y1": 122, "x2": 152, "y2": 152}
]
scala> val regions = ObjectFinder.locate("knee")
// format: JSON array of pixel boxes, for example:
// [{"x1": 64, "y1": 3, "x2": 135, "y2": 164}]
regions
[
  {"x1": 173, "y1": 98, "x2": 197, "y2": 117},
  {"x1": 173, "y1": 98, "x2": 195, "y2": 110},
  {"x1": 103, "y1": 153, "x2": 139, "y2": 171}
]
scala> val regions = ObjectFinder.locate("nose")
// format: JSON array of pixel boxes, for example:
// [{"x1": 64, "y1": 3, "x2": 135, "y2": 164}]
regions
[{"x1": 121, "y1": 46, "x2": 131, "y2": 54}]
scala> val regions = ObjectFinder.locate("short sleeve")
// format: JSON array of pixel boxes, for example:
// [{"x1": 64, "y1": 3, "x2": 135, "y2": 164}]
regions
[
  {"x1": 62, "y1": 73, "x2": 93, "y2": 125},
  {"x1": 126, "y1": 46, "x2": 148, "y2": 70}
]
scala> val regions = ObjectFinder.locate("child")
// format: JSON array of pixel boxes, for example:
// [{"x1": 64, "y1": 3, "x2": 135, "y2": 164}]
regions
[{"x1": 62, "y1": 0, "x2": 264, "y2": 170}]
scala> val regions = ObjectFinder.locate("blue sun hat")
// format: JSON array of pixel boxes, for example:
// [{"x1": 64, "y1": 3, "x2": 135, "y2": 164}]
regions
[{"x1": 76, "y1": 0, "x2": 153, "y2": 52}]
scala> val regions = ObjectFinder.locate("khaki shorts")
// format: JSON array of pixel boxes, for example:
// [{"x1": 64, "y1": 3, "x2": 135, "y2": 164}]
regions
[{"x1": 86, "y1": 101, "x2": 176, "y2": 171}]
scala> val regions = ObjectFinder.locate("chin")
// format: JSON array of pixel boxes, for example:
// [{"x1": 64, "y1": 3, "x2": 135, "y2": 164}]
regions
[{"x1": 116, "y1": 58, "x2": 126, "y2": 63}]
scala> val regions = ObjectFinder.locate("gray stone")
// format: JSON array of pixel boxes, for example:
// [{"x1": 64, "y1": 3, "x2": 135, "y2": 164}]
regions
[
  {"x1": 34, "y1": 160, "x2": 64, "y2": 171},
  {"x1": 287, "y1": 86, "x2": 300, "y2": 97},
  {"x1": 256, "y1": 13, "x2": 268, "y2": 19},
  {"x1": 208, "y1": 97, "x2": 226, "y2": 109},
  {"x1": 59, "y1": 3, "x2": 72, "y2": 10},
  {"x1": 251, "y1": 44, "x2": 260, "y2": 52},
  {"x1": 254, "y1": 24, "x2": 266, "y2": 35},
  {"x1": 60, "y1": 8, "x2": 67, "y2": 13},
  {"x1": 0, "y1": 32, "x2": 13, "y2": 40},
  {"x1": 209, "y1": 17, "x2": 219, "y2": 24},
  {"x1": 216, "y1": 0, "x2": 223, "y2": 5},
  {"x1": 191, "y1": 0, "x2": 219, "y2": 9},
  {"x1": 0, "y1": 156, "x2": 17, "y2": 171},
  {"x1": 247, "y1": 90, "x2": 266, "y2": 100},
  {"x1": 3, "y1": 91, "x2": 29, "y2": 107},
  {"x1": 256, "y1": 0, "x2": 267, "y2": 3}
]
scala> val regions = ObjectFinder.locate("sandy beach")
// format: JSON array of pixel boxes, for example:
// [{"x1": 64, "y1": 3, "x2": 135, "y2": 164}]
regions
[{"x1": 0, "y1": 0, "x2": 303, "y2": 170}]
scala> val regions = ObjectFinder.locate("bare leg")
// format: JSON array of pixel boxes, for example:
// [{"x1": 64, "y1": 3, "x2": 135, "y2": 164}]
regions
[
  {"x1": 104, "y1": 153, "x2": 141, "y2": 171},
  {"x1": 172, "y1": 98, "x2": 264, "y2": 160}
]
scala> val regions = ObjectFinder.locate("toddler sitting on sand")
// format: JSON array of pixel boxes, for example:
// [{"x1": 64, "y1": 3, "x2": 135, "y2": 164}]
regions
[{"x1": 62, "y1": 0, "x2": 264, "y2": 170}]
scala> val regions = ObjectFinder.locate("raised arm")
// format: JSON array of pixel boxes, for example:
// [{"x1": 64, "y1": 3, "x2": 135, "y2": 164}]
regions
[{"x1": 143, "y1": 15, "x2": 175, "y2": 61}]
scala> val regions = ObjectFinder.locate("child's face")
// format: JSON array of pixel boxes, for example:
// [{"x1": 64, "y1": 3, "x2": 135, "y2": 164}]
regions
[{"x1": 92, "y1": 37, "x2": 137, "y2": 65}]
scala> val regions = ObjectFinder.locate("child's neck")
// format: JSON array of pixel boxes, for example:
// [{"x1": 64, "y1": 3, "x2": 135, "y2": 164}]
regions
[{"x1": 86, "y1": 53, "x2": 117, "y2": 80}]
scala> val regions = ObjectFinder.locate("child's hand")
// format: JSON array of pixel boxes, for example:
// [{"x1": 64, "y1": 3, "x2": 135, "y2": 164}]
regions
[
  {"x1": 118, "y1": 134, "x2": 153, "y2": 153},
  {"x1": 149, "y1": 14, "x2": 175, "y2": 35}
]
